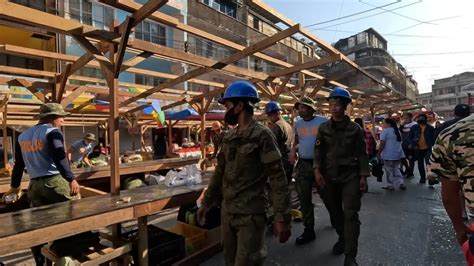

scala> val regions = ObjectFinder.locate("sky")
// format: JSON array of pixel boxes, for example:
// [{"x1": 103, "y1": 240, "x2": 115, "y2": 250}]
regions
[{"x1": 264, "y1": 0, "x2": 474, "y2": 93}]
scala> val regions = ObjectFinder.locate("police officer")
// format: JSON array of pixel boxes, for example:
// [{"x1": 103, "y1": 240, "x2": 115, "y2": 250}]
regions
[
  {"x1": 197, "y1": 80, "x2": 291, "y2": 266},
  {"x1": 265, "y1": 101, "x2": 293, "y2": 182},
  {"x1": 314, "y1": 87, "x2": 370, "y2": 266},
  {"x1": 2, "y1": 103, "x2": 80, "y2": 265}
]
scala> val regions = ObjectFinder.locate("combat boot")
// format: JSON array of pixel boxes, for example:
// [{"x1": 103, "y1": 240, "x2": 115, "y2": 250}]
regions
[
  {"x1": 332, "y1": 237, "x2": 345, "y2": 255},
  {"x1": 295, "y1": 227, "x2": 316, "y2": 245},
  {"x1": 344, "y1": 256, "x2": 358, "y2": 266}
]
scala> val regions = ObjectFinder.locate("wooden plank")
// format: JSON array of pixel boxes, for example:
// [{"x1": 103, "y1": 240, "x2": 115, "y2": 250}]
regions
[
  {"x1": 308, "y1": 79, "x2": 325, "y2": 99},
  {"x1": 0, "y1": 65, "x2": 55, "y2": 78},
  {"x1": 82, "y1": 244, "x2": 132, "y2": 266},
  {"x1": 120, "y1": 52, "x2": 153, "y2": 72},
  {"x1": 2, "y1": 100, "x2": 8, "y2": 170},
  {"x1": 0, "y1": 208, "x2": 135, "y2": 255},
  {"x1": 120, "y1": 24, "x2": 300, "y2": 107},
  {"x1": 8, "y1": 78, "x2": 46, "y2": 102}
]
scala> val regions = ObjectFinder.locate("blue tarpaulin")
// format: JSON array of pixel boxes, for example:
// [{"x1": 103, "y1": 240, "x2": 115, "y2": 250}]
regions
[{"x1": 165, "y1": 108, "x2": 199, "y2": 120}]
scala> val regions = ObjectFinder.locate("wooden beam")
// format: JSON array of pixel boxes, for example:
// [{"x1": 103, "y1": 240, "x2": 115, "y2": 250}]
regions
[
  {"x1": 72, "y1": 34, "x2": 113, "y2": 84},
  {"x1": 115, "y1": 16, "x2": 134, "y2": 77},
  {"x1": 126, "y1": 0, "x2": 168, "y2": 29},
  {"x1": 8, "y1": 79, "x2": 46, "y2": 103},
  {"x1": 268, "y1": 54, "x2": 342, "y2": 79},
  {"x1": 122, "y1": 103, "x2": 150, "y2": 115},
  {"x1": 56, "y1": 63, "x2": 72, "y2": 103},
  {"x1": 61, "y1": 86, "x2": 87, "y2": 108},
  {"x1": 308, "y1": 79, "x2": 325, "y2": 99},
  {"x1": 0, "y1": 1, "x2": 119, "y2": 41},
  {"x1": 120, "y1": 52, "x2": 152, "y2": 72},
  {"x1": 120, "y1": 24, "x2": 300, "y2": 107},
  {"x1": 275, "y1": 75, "x2": 292, "y2": 98}
]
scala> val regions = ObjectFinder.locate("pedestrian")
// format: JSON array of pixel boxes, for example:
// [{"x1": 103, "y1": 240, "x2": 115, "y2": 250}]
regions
[
  {"x1": 378, "y1": 118, "x2": 406, "y2": 191},
  {"x1": 67, "y1": 133, "x2": 96, "y2": 168},
  {"x1": 314, "y1": 87, "x2": 370, "y2": 266},
  {"x1": 211, "y1": 121, "x2": 225, "y2": 158},
  {"x1": 265, "y1": 101, "x2": 294, "y2": 182},
  {"x1": 399, "y1": 112, "x2": 417, "y2": 179},
  {"x1": 354, "y1": 118, "x2": 377, "y2": 160},
  {"x1": 408, "y1": 113, "x2": 436, "y2": 184},
  {"x1": 289, "y1": 96, "x2": 328, "y2": 245},
  {"x1": 429, "y1": 114, "x2": 473, "y2": 263},
  {"x1": 197, "y1": 80, "x2": 291, "y2": 266},
  {"x1": 1, "y1": 103, "x2": 80, "y2": 265}
]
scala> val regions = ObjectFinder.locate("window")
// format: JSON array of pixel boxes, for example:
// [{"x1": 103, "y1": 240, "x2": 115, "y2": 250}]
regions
[
  {"x1": 201, "y1": 0, "x2": 237, "y2": 18},
  {"x1": 253, "y1": 16, "x2": 261, "y2": 30},
  {"x1": 135, "y1": 20, "x2": 167, "y2": 46},
  {"x1": 357, "y1": 32, "x2": 367, "y2": 45},
  {"x1": 446, "y1": 87, "x2": 455, "y2": 94},
  {"x1": 135, "y1": 74, "x2": 166, "y2": 86},
  {"x1": 11, "y1": 0, "x2": 45, "y2": 11},
  {"x1": 0, "y1": 54, "x2": 43, "y2": 70},
  {"x1": 449, "y1": 98, "x2": 457, "y2": 105},
  {"x1": 68, "y1": 1, "x2": 112, "y2": 30},
  {"x1": 348, "y1": 37, "x2": 355, "y2": 48}
]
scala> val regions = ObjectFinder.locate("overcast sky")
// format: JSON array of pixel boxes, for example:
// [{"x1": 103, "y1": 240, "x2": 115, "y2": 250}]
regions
[{"x1": 265, "y1": 0, "x2": 474, "y2": 93}]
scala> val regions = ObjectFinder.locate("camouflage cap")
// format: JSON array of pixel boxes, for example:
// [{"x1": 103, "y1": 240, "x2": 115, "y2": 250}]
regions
[
  {"x1": 294, "y1": 96, "x2": 317, "y2": 111},
  {"x1": 34, "y1": 103, "x2": 70, "y2": 120}
]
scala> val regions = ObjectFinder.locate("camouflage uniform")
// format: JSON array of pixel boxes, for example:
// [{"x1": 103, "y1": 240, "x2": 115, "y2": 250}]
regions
[
  {"x1": 212, "y1": 130, "x2": 225, "y2": 156},
  {"x1": 269, "y1": 117, "x2": 294, "y2": 181},
  {"x1": 429, "y1": 114, "x2": 474, "y2": 207},
  {"x1": 203, "y1": 120, "x2": 291, "y2": 266},
  {"x1": 314, "y1": 116, "x2": 370, "y2": 259}
]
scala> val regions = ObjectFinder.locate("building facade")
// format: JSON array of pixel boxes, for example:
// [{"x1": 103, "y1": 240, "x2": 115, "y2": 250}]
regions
[
  {"x1": 326, "y1": 28, "x2": 418, "y2": 101},
  {"x1": 416, "y1": 92, "x2": 433, "y2": 110},
  {"x1": 431, "y1": 72, "x2": 474, "y2": 119}
]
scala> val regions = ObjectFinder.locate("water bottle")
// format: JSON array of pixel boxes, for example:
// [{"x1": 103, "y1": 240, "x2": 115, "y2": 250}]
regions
[{"x1": 4, "y1": 193, "x2": 18, "y2": 204}]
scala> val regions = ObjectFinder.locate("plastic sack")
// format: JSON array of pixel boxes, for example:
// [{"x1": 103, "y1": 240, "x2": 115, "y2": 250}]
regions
[
  {"x1": 164, "y1": 170, "x2": 188, "y2": 187},
  {"x1": 164, "y1": 164, "x2": 202, "y2": 187},
  {"x1": 184, "y1": 164, "x2": 202, "y2": 186}
]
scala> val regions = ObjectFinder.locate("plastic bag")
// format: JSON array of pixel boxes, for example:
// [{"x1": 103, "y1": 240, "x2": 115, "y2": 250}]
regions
[
  {"x1": 164, "y1": 170, "x2": 187, "y2": 187},
  {"x1": 184, "y1": 164, "x2": 202, "y2": 186},
  {"x1": 164, "y1": 164, "x2": 202, "y2": 187}
]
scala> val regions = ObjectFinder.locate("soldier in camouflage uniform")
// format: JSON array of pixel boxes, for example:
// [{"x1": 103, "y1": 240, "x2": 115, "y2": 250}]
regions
[
  {"x1": 265, "y1": 101, "x2": 294, "y2": 181},
  {"x1": 197, "y1": 81, "x2": 291, "y2": 266},
  {"x1": 429, "y1": 114, "x2": 474, "y2": 247},
  {"x1": 314, "y1": 87, "x2": 369, "y2": 266}
]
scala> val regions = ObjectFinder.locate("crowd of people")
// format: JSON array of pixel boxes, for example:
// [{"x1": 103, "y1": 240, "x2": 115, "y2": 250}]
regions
[
  {"x1": 0, "y1": 78, "x2": 471, "y2": 265},
  {"x1": 198, "y1": 79, "x2": 473, "y2": 266}
]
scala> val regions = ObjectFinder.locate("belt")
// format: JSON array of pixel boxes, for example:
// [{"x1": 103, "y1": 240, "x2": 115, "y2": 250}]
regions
[{"x1": 31, "y1": 174, "x2": 58, "y2": 180}]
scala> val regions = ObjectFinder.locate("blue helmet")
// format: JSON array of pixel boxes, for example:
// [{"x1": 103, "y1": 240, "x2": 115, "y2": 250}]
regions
[
  {"x1": 218, "y1": 80, "x2": 260, "y2": 104},
  {"x1": 327, "y1": 87, "x2": 352, "y2": 105},
  {"x1": 265, "y1": 101, "x2": 283, "y2": 114}
]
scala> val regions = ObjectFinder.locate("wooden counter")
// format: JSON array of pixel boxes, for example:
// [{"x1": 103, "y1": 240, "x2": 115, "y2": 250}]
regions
[
  {"x1": 0, "y1": 157, "x2": 200, "y2": 193},
  {"x1": 0, "y1": 182, "x2": 206, "y2": 255}
]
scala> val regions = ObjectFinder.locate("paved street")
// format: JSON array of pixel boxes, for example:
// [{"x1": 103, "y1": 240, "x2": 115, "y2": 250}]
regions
[{"x1": 203, "y1": 177, "x2": 465, "y2": 266}]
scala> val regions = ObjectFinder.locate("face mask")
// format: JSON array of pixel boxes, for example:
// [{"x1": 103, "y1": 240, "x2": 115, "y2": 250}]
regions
[
  {"x1": 418, "y1": 119, "x2": 426, "y2": 124},
  {"x1": 224, "y1": 107, "x2": 239, "y2": 126}
]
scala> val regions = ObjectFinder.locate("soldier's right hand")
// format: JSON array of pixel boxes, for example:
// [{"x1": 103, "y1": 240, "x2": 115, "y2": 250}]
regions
[
  {"x1": 315, "y1": 170, "x2": 325, "y2": 189},
  {"x1": 289, "y1": 151, "x2": 297, "y2": 165},
  {"x1": 197, "y1": 206, "x2": 209, "y2": 226},
  {"x1": 273, "y1": 221, "x2": 291, "y2": 243}
]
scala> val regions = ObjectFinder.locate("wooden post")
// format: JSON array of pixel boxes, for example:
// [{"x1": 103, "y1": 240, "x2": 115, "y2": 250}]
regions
[
  {"x1": 298, "y1": 51, "x2": 305, "y2": 94},
  {"x1": 168, "y1": 119, "x2": 173, "y2": 153},
  {"x1": 104, "y1": 122, "x2": 109, "y2": 155},
  {"x1": 137, "y1": 216, "x2": 149, "y2": 266},
  {"x1": 109, "y1": 56, "x2": 120, "y2": 196},
  {"x1": 3, "y1": 104, "x2": 8, "y2": 169},
  {"x1": 200, "y1": 112, "x2": 206, "y2": 159},
  {"x1": 139, "y1": 125, "x2": 144, "y2": 152}
]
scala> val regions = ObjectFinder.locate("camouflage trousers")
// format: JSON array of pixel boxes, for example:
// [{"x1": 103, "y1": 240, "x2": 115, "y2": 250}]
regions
[
  {"x1": 28, "y1": 175, "x2": 72, "y2": 265},
  {"x1": 222, "y1": 211, "x2": 267, "y2": 266},
  {"x1": 319, "y1": 177, "x2": 362, "y2": 258},
  {"x1": 294, "y1": 159, "x2": 315, "y2": 228}
]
